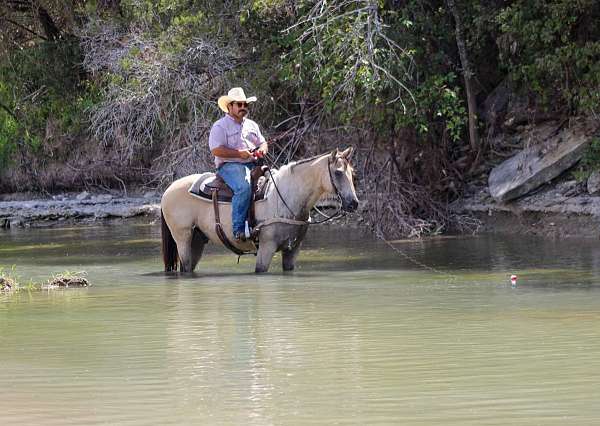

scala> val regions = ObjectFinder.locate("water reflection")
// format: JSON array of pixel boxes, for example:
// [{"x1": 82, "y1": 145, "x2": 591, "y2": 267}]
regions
[{"x1": 2, "y1": 223, "x2": 600, "y2": 424}]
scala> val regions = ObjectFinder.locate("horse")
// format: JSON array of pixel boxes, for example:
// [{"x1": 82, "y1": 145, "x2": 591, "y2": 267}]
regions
[{"x1": 160, "y1": 147, "x2": 359, "y2": 273}]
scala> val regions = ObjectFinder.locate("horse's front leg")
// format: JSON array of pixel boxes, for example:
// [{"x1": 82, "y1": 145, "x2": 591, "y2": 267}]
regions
[
  {"x1": 255, "y1": 240, "x2": 277, "y2": 273},
  {"x1": 282, "y1": 244, "x2": 302, "y2": 271},
  {"x1": 282, "y1": 226, "x2": 308, "y2": 271}
]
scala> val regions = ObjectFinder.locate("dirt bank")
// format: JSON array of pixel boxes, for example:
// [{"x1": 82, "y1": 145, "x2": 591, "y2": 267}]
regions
[
  {"x1": 0, "y1": 191, "x2": 160, "y2": 228},
  {"x1": 452, "y1": 181, "x2": 600, "y2": 239},
  {"x1": 3, "y1": 180, "x2": 600, "y2": 239}
]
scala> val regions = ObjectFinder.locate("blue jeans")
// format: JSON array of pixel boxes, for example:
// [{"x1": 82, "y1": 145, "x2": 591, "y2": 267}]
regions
[{"x1": 218, "y1": 162, "x2": 255, "y2": 234}]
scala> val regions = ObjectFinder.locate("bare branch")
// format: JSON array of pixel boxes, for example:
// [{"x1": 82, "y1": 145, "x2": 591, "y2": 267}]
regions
[
  {"x1": 284, "y1": 0, "x2": 415, "y2": 107},
  {"x1": 78, "y1": 19, "x2": 240, "y2": 185}
]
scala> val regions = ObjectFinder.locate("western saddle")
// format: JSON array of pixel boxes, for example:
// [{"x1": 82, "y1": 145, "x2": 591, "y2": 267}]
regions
[{"x1": 188, "y1": 165, "x2": 270, "y2": 255}]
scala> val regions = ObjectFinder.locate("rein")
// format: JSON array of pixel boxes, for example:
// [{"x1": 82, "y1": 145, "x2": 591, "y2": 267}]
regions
[
  {"x1": 210, "y1": 151, "x2": 352, "y2": 259},
  {"x1": 261, "y1": 152, "x2": 346, "y2": 227}
]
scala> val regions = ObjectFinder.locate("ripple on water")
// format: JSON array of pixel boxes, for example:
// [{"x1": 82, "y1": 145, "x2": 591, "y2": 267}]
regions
[{"x1": 2, "y1": 227, "x2": 600, "y2": 424}]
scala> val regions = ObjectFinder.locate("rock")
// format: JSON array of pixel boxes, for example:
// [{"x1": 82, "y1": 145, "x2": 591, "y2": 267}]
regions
[
  {"x1": 0, "y1": 276, "x2": 15, "y2": 291},
  {"x1": 92, "y1": 194, "x2": 113, "y2": 203},
  {"x1": 588, "y1": 171, "x2": 600, "y2": 195},
  {"x1": 45, "y1": 275, "x2": 89, "y2": 288},
  {"x1": 76, "y1": 191, "x2": 90, "y2": 201},
  {"x1": 488, "y1": 120, "x2": 600, "y2": 202},
  {"x1": 556, "y1": 180, "x2": 581, "y2": 197},
  {"x1": 557, "y1": 180, "x2": 578, "y2": 193},
  {"x1": 482, "y1": 79, "x2": 512, "y2": 134},
  {"x1": 143, "y1": 190, "x2": 157, "y2": 199},
  {"x1": 483, "y1": 79, "x2": 560, "y2": 135}
]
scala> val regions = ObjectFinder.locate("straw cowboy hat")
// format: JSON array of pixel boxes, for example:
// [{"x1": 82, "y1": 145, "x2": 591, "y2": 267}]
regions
[{"x1": 218, "y1": 87, "x2": 257, "y2": 113}]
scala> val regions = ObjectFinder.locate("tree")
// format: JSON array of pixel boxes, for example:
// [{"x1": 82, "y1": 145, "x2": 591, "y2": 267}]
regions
[{"x1": 446, "y1": 0, "x2": 479, "y2": 156}]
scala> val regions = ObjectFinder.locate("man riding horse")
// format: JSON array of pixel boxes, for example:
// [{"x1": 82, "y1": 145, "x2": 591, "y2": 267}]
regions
[{"x1": 208, "y1": 87, "x2": 268, "y2": 242}]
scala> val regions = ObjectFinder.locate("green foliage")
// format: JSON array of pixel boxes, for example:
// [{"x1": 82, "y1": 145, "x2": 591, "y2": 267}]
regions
[
  {"x1": 246, "y1": 0, "x2": 472, "y2": 146},
  {"x1": 2, "y1": 0, "x2": 600, "y2": 198},
  {"x1": 404, "y1": 73, "x2": 467, "y2": 143},
  {"x1": 573, "y1": 138, "x2": 600, "y2": 182},
  {"x1": 497, "y1": 0, "x2": 600, "y2": 115},
  {"x1": 0, "y1": 38, "x2": 98, "y2": 166}
]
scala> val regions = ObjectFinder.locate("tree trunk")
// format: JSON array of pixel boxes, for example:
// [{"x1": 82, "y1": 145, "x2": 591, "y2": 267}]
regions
[
  {"x1": 446, "y1": 0, "x2": 479, "y2": 155},
  {"x1": 38, "y1": 6, "x2": 61, "y2": 40}
]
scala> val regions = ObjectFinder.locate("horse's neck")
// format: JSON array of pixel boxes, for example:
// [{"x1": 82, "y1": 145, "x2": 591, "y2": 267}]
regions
[{"x1": 269, "y1": 156, "x2": 327, "y2": 219}]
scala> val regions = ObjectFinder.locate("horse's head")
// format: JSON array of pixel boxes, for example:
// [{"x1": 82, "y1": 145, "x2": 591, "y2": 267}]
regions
[{"x1": 328, "y1": 147, "x2": 359, "y2": 212}]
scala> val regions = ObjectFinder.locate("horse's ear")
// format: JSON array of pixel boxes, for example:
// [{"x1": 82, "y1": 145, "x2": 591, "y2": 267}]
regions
[
  {"x1": 329, "y1": 149, "x2": 338, "y2": 160},
  {"x1": 340, "y1": 146, "x2": 354, "y2": 160}
]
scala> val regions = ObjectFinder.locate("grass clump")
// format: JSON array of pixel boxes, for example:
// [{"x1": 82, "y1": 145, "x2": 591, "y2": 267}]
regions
[
  {"x1": 45, "y1": 271, "x2": 89, "y2": 288},
  {"x1": 0, "y1": 266, "x2": 89, "y2": 292},
  {"x1": 0, "y1": 266, "x2": 19, "y2": 291}
]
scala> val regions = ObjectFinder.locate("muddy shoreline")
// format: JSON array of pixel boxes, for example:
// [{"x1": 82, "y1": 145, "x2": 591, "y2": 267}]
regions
[
  {"x1": 0, "y1": 191, "x2": 161, "y2": 229},
  {"x1": 452, "y1": 183, "x2": 600, "y2": 239},
  {"x1": 3, "y1": 184, "x2": 600, "y2": 239}
]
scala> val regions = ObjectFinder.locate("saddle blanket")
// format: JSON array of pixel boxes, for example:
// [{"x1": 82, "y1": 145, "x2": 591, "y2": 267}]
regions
[{"x1": 188, "y1": 171, "x2": 273, "y2": 203}]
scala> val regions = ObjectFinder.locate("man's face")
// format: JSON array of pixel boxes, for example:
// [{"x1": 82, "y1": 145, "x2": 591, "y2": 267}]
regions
[{"x1": 228, "y1": 101, "x2": 248, "y2": 120}]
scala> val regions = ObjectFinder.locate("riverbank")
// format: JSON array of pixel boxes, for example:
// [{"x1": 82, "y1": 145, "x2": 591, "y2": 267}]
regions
[
  {"x1": 452, "y1": 181, "x2": 600, "y2": 238},
  {"x1": 3, "y1": 182, "x2": 600, "y2": 238},
  {"x1": 0, "y1": 190, "x2": 354, "y2": 230},
  {"x1": 0, "y1": 191, "x2": 161, "y2": 229}
]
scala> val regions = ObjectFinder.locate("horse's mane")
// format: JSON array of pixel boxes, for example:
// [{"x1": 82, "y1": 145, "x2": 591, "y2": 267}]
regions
[
  {"x1": 286, "y1": 152, "x2": 329, "y2": 171},
  {"x1": 264, "y1": 153, "x2": 328, "y2": 192}
]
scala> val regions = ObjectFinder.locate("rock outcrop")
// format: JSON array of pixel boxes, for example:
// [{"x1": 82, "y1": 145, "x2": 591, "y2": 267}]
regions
[
  {"x1": 488, "y1": 119, "x2": 600, "y2": 202},
  {"x1": 0, "y1": 193, "x2": 160, "y2": 228}
]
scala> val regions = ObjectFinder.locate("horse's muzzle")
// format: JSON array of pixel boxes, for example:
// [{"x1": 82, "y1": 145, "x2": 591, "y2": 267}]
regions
[{"x1": 342, "y1": 198, "x2": 359, "y2": 212}]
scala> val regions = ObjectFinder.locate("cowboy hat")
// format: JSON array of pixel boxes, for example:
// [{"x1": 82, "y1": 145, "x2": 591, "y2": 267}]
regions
[{"x1": 217, "y1": 87, "x2": 257, "y2": 113}]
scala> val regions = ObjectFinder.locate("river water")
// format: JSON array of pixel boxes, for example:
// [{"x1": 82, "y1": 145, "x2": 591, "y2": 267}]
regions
[{"x1": 1, "y1": 223, "x2": 600, "y2": 425}]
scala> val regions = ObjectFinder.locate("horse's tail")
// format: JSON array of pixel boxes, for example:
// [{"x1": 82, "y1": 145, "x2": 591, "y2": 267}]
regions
[{"x1": 161, "y1": 210, "x2": 178, "y2": 272}]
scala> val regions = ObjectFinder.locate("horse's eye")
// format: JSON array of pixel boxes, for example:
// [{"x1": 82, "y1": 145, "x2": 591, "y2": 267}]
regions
[{"x1": 335, "y1": 170, "x2": 343, "y2": 177}]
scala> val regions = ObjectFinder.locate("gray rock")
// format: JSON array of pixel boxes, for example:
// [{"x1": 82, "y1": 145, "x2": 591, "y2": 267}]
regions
[
  {"x1": 76, "y1": 191, "x2": 90, "y2": 201},
  {"x1": 587, "y1": 171, "x2": 600, "y2": 195},
  {"x1": 489, "y1": 120, "x2": 599, "y2": 202},
  {"x1": 482, "y1": 79, "x2": 511, "y2": 134},
  {"x1": 92, "y1": 194, "x2": 113, "y2": 203},
  {"x1": 557, "y1": 180, "x2": 578, "y2": 193},
  {"x1": 143, "y1": 190, "x2": 157, "y2": 199}
]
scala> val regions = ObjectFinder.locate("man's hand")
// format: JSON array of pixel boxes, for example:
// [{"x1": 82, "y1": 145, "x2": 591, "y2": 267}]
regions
[{"x1": 258, "y1": 142, "x2": 268, "y2": 155}]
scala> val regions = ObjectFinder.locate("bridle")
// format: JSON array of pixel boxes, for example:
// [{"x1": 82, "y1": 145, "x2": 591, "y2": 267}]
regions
[{"x1": 263, "y1": 153, "x2": 349, "y2": 225}]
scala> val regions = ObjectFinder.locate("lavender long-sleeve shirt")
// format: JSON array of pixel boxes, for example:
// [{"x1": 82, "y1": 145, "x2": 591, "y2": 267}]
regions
[{"x1": 208, "y1": 114, "x2": 266, "y2": 168}]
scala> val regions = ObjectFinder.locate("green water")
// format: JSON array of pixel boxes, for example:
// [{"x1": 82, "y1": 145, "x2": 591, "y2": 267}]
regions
[{"x1": 1, "y1": 223, "x2": 600, "y2": 425}]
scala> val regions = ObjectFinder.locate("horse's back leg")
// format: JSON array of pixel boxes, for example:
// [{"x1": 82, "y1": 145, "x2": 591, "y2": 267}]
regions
[
  {"x1": 190, "y1": 227, "x2": 209, "y2": 271},
  {"x1": 170, "y1": 227, "x2": 194, "y2": 273},
  {"x1": 161, "y1": 212, "x2": 178, "y2": 272}
]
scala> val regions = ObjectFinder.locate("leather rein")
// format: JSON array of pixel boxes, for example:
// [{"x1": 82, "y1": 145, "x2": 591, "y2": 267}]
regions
[
  {"x1": 212, "y1": 154, "x2": 348, "y2": 256},
  {"x1": 262, "y1": 154, "x2": 346, "y2": 226}
]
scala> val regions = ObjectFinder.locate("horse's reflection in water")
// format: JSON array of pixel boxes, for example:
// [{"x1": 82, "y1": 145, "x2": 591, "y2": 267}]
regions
[{"x1": 160, "y1": 147, "x2": 359, "y2": 273}]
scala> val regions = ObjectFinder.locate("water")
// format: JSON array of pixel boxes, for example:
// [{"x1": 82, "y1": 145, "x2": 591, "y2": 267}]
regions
[{"x1": 2, "y1": 223, "x2": 600, "y2": 425}]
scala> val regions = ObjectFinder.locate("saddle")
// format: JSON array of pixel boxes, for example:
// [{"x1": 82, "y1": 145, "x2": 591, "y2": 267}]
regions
[
  {"x1": 188, "y1": 165, "x2": 270, "y2": 203},
  {"x1": 188, "y1": 165, "x2": 271, "y2": 255}
]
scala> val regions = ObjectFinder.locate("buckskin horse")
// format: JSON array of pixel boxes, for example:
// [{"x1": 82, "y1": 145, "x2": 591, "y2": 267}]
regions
[{"x1": 160, "y1": 147, "x2": 359, "y2": 273}]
